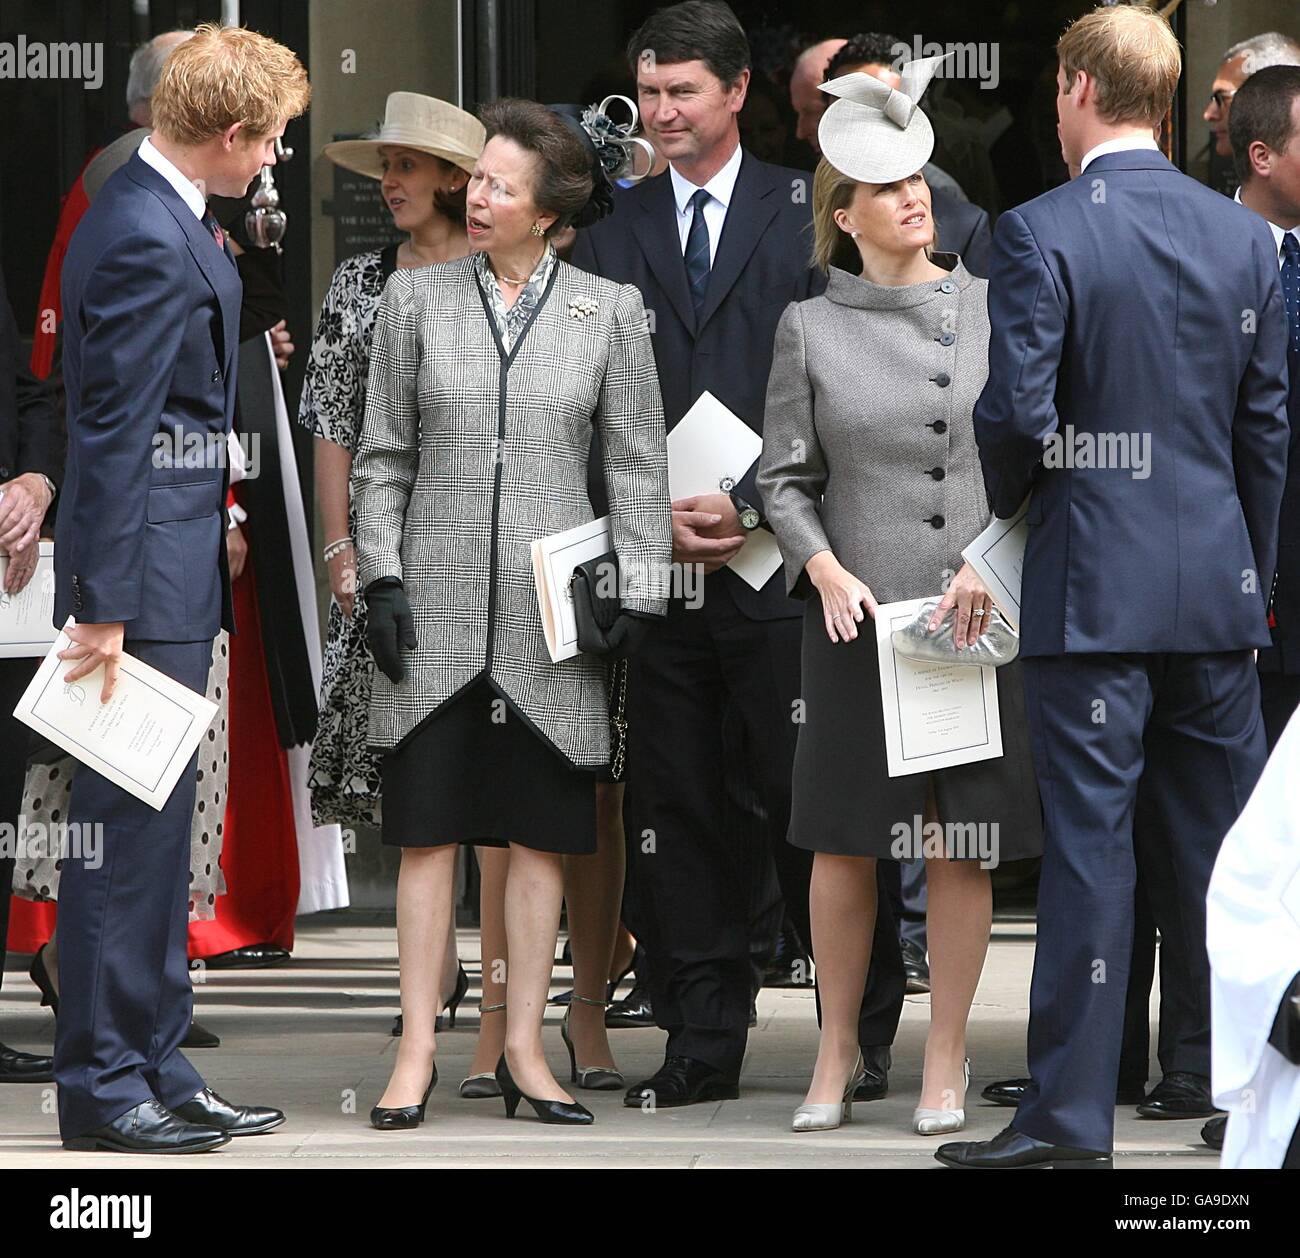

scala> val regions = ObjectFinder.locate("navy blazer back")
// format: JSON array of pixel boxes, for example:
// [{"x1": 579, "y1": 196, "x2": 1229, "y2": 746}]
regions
[
  {"x1": 571, "y1": 149, "x2": 823, "y2": 620},
  {"x1": 56, "y1": 152, "x2": 241, "y2": 641},
  {"x1": 974, "y1": 149, "x2": 1290, "y2": 656}
]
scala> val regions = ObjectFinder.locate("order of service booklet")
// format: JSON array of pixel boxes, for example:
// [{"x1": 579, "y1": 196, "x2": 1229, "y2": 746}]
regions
[
  {"x1": 0, "y1": 541, "x2": 57, "y2": 658},
  {"x1": 12, "y1": 619, "x2": 219, "y2": 810},
  {"x1": 875, "y1": 597, "x2": 1003, "y2": 778}
]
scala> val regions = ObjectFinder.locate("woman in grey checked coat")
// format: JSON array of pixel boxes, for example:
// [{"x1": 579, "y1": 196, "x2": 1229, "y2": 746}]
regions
[{"x1": 354, "y1": 99, "x2": 671, "y2": 1127}]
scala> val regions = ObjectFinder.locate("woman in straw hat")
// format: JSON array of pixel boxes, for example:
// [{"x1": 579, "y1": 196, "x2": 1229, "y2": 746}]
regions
[
  {"x1": 757, "y1": 57, "x2": 1041, "y2": 1136},
  {"x1": 303, "y1": 90, "x2": 483, "y2": 1047}
]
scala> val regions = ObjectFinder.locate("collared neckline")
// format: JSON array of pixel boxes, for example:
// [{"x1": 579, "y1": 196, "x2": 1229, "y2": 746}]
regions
[
  {"x1": 137, "y1": 135, "x2": 206, "y2": 220},
  {"x1": 1233, "y1": 187, "x2": 1300, "y2": 264},
  {"x1": 824, "y1": 252, "x2": 971, "y2": 310},
  {"x1": 1078, "y1": 135, "x2": 1161, "y2": 174},
  {"x1": 669, "y1": 142, "x2": 743, "y2": 218}
]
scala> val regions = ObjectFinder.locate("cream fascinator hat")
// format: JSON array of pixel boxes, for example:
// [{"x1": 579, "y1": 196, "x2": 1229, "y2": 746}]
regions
[
  {"x1": 324, "y1": 91, "x2": 485, "y2": 178},
  {"x1": 817, "y1": 53, "x2": 952, "y2": 184}
]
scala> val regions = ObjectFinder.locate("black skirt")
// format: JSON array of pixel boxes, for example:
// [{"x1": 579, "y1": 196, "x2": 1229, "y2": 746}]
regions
[
  {"x1": 380, "y1": 677, "x2": 597, "y2": 853},
  {"x1": 789, "y1": 600, "x2": 1044, "y2": 863}
]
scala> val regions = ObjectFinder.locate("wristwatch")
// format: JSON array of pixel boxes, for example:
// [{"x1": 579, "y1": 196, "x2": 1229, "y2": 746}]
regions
[
  {"x1": 37, "y1": 473, "x2": 56, "y2": 500},
  {"x1": 729, "y1": 491, "x2": 761, "y2": 531}
]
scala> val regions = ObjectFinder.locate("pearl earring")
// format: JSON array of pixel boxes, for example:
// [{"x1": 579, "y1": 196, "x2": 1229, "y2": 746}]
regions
[{"x1": 850, "y1": 230, "x2": 859, "y2": 238}]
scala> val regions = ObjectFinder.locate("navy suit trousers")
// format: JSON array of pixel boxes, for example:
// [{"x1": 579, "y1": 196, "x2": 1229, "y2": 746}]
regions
[
  {"x1": 1014, "y1": 650, "x2": 1265, "y2": 1153},
  {"x1": 54, "y1": 638, "x2": 213, "y2": 1139}
]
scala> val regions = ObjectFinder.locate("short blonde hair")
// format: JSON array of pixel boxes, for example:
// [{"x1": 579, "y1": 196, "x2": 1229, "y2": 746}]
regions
[
  {"x1": 151, "y1": 23, "x2": 310, "y2": 146},
  {"x1": 1057, "y1": 4, "x2": 1181, "y2": 128}
]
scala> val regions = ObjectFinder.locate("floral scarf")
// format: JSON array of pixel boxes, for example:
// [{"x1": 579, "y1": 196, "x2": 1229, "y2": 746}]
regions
[{"x1": 473, "y1": 243, "x2": 557, "y2": 352}]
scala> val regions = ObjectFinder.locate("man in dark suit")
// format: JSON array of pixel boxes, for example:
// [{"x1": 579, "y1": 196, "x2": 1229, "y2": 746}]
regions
[
  {"x1": 939, "y1": 5, "x2": 1290, "y2": 1169},
  {"x1": 0, "y1": 267, "x2": 62, "y2": 1085},
  {"x1": 52, "y1": 24, "x2": 307, "y2": 1153},
  {"x1": 572, "y1": 0, "x2": 905, "y2": 1106},
  {"x1": 1233, "y1": 65, "x2": 1300, "y2": 748}
]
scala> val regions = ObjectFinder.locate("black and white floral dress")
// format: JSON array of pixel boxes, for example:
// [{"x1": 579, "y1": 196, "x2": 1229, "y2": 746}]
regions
[{"x1": 301, "y1": 245, "x2": 399, "y2": 829}]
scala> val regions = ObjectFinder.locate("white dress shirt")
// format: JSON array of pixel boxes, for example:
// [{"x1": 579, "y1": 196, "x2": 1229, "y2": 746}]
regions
[
  {"x1": 1078, "y1": 134, "x2": 1161, "y2": 174},
  {"x1": 1233, "y1": 188, "x2": 1300, "y2": 267},
  {"x1": 669, "y1": 142, "x2": 743, "y2": 266},
  {"x1": 138, "y1": 135, "x2": 206, "y2": 220}
]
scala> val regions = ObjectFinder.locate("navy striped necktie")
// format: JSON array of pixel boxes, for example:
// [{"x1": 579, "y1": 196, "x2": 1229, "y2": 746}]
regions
[
  {"x1": 1282, "y1": 233, "x2": 1299, "y2": 359},
  {"x1": 684, "y1": 187, "x2": 712, "y2": 319}
]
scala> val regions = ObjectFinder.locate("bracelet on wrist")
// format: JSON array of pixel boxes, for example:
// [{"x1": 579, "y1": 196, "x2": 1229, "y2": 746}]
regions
[{"x1": 323, "y1": 537, "x2": 355, "y2": 562}]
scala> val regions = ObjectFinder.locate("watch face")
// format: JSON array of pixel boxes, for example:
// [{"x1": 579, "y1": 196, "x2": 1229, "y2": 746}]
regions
[{"x1": 740, "y1": 508, "x2": 760, "y2": 530}]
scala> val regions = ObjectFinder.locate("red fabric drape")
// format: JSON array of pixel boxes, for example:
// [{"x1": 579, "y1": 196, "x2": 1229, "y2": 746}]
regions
[
  {"x1": 29, "y1": 165, "x2": 94, "y2": 379},
  {"x1": 5, "y1": 515, "x2": 301, "y2": 958}
]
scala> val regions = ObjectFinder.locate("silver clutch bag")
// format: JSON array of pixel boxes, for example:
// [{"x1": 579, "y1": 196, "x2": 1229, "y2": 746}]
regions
[{"x1": 891, "y1": 597, "x2": 1019, "y2": 667}]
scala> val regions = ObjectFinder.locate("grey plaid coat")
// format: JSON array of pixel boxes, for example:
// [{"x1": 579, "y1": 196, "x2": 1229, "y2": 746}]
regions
[{"x1": 353, "y1": 255, "x2": 671, "y2": 767}]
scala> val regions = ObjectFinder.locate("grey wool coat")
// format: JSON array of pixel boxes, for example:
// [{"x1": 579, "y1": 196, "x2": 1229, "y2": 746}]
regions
[
  {"x1": 757, "y1": 258, "x2": 994, "y2": 604},
  {"x1": 353, "y1": 254, "x2": 672, "y2": 767}
]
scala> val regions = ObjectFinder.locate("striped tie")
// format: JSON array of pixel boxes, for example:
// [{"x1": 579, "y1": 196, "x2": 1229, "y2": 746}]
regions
[
  {"x1": 1282, "y1": 233, "x2": 1299, "y2": 359},
  {"x1": 684, "y1": 188, "x2": 712, "y2": 320}
]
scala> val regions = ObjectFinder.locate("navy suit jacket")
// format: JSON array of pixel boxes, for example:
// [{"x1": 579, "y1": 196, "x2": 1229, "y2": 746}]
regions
[
  {"x1": 974, "y1": 149, "x2": 1290, "y2": 657},
  {"x1": 55, "y1": 152, "x2": 241, "y2": 641},
  {"x1": 1260, "y1": 320, "x2": 1300, "y2": 673},
  {"x1": 571, "y1": 150, "x2": 822, "y2": 620}
]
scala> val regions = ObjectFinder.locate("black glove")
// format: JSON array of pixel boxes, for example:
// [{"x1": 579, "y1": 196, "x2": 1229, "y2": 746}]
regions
[
  {"x1": 604, "y1": 610, "x2": 656, "y2": 660},
  {"x1": 365, "y1": 578, "x2": 417, "y2": 683}
]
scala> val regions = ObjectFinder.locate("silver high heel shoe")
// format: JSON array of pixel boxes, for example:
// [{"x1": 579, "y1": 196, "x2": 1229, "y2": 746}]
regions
[
  {"x1": 912, "y1": 1057, "x2": 971, "y2": 1135},
  {"x1": 792, "y1": 1052, "x2": 865, "y2": 1132},
  {"x1": 459, "y1": 1002, "x2": 505, "y2": 1098}
]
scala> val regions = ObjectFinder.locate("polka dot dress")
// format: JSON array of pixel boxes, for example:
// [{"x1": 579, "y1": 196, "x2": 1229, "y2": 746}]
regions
[{"x1": 13, "y1": 631, "x2": 231, "y2": 920}]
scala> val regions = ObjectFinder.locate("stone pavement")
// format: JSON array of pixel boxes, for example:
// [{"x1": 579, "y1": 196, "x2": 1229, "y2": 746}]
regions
[{"x1": 0, "y1": 913, "x2": 1216, "y2": 1168}]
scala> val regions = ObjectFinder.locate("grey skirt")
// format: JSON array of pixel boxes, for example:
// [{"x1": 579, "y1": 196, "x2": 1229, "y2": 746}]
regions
[{"x1": 789, "y1": 599, "x2": 1043, "y2": 864}]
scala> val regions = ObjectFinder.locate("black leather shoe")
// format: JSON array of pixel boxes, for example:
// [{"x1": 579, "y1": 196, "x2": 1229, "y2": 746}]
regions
[
  {"x1": 29, "y1": 944, "x2": 59, "y2": 1014},
  {"x1": 0, "y1": 1042, "x2": 54, "y2": 1083},
  {"x1": 1136, "y1": 1072, "x2": 1219, "y2": 1119},
  {"x1": 63, "y1": 1099, "x2": 229, "y2": 1153},
  {"x1": 203, "y1": 944, "x2": 291, "y2": 970},
  {"x1": 982, "y1": 1076, "x2": 1148, "y2": 1107},
  {"x1": 606, "y1": 984, "x2": 655, "y2": 1029},
  {"x1": 854, "y1": 1045, "x2": 890, "y2": 1101},
  {"x1": 936, "y1": 1124, "x2": 1112, "y2": 1169},
  {"x1": 901, "y1": 938, "x2": 931, "y2": 994},
  {"x1": 182, "y1": 1019, "x2": 221, "y2": 1049},
  {"x1": 173, "y1": 1087, "x2": 285, "y2": 1135},
  {"x1": 497, "y1": 1055, "x2": 593, "y2": 1125},
  {"x1": 981, "y1": 1077, "x2": 1027, "y2": 1107},
  {"x1": 370, "y1": 1065, "x2": 437, "y2": 1130},
  {"x1": 1202, "y1": 1113, "x2": 1227, "y2": 1150},
  {"x1": 624, "y1": 1056, "x2": 739, "y2": 1108}
]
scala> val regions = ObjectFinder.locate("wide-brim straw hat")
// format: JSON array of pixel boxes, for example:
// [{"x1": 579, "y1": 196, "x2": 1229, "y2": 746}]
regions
[
  {"x1": 324, "y1": 91, "x2": 484, "y2": 178},
  {"x1": 817, "y1": 53, "x2": 950, "y2": 184}
]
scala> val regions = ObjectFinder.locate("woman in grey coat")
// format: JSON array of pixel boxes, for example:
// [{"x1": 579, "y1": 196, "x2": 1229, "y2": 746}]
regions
[
  {"x1": 757, "y1": 70, "x2": 1041, "y2": 1138},
  {"x1": 354, "y1": 99, "x2": 671, "y2": 1127}
]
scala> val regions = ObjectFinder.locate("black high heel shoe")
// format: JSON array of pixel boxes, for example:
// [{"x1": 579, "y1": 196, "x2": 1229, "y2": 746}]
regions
[
  {"x1": 370, "y1": 1061, "x2": 438, "y2": 1130},
  {"x1": 495, "y1": 1055, "x2": 593, "y2": 1125},
  {"x1": 391, "y1": 964, "x2": 471, "y2": 1037},
  {"x1": 561, "y1": 995, "x2": 624, "y2": 1090},
  {"x1": 29, "y1": 944, "x2": 58, "y2": 1015}
]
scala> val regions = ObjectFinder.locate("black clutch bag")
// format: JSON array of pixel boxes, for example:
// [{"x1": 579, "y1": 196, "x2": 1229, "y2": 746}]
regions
[{"x1": 571, "y1": 551, "x2": 621, "y2": 655}]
